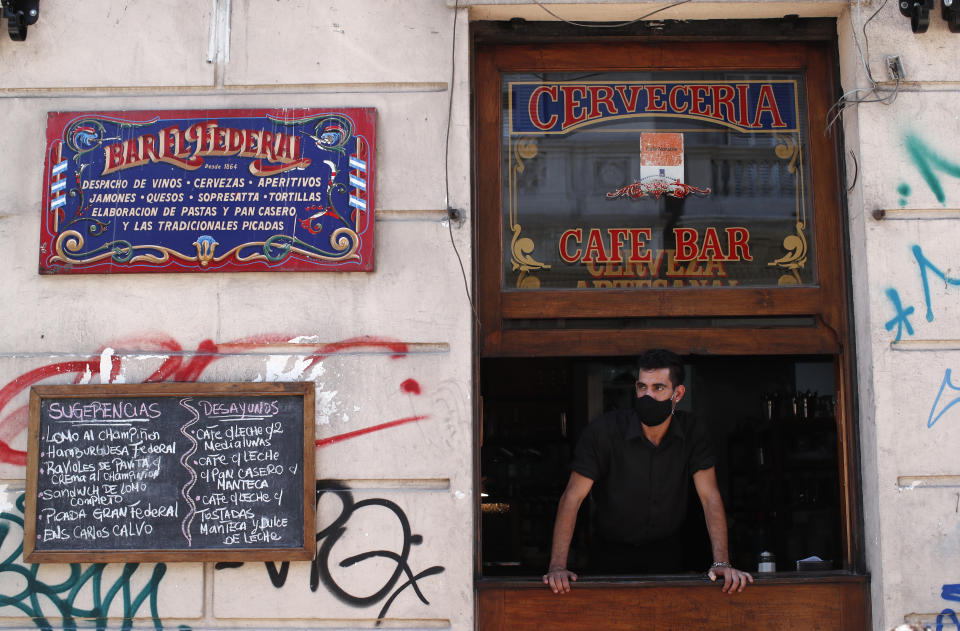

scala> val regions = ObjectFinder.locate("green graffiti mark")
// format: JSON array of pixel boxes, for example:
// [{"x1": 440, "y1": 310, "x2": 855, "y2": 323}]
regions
[
  {"x1": 905, "y1": 134, "x2": 960, "y2": 205},
  {"x1": 0, "y1": 494, "x2": 188, "y2": 631},
  {"x1": 897, "y1": 182, "x2": 911, "y2": 207}
]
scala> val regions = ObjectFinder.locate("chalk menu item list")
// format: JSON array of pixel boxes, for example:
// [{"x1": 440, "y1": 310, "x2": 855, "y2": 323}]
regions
[{"x1": 25, "y1": 382, "x2": 315, "y2": 562}]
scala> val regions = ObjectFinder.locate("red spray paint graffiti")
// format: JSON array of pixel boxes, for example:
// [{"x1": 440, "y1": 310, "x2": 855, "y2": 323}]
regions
[
  {"x1": 0, "y1": 335, "x2": 428, "y2": 466},
  {"x1": 315, "y1": 415, "x2": 428, "y2": 448},
  {"x1": 400, "y1": 378, "x2": 422, "y2": 394}
]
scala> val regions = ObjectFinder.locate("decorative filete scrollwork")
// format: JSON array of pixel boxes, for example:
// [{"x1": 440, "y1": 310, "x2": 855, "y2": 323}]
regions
[
  {"x1": 768, "y1": 134, "x2": 809, "y2": 286},
  {"x1": 508, "y1": 137, "x2": 551, "y2": 288}
]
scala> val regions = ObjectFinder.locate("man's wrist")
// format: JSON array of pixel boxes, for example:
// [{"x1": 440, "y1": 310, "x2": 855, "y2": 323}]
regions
[
  {"x1": 710, "y1": 561, "x2": 732, "y2": 569},
  {"x1": 548, "y1": 565, "x2": 566, "y2": 571}
]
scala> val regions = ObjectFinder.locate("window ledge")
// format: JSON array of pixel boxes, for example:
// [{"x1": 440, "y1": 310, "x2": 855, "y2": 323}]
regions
[{"x1": 478, "y1": 570, "x2": 868, "y2": 588}]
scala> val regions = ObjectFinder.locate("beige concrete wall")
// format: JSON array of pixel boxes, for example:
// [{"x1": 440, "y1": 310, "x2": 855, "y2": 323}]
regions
[
  {"x1": 5, "y1": 0, "x2": 960, "y2": 630},
  {"x1": 836, "y1": 2, "x2": 960, "y2": 628},
  {"x1": 0, "y1": 1, "x2": 472, "y2": 630}
]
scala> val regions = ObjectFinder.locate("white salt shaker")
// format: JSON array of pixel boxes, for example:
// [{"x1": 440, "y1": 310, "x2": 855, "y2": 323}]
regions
[{"x1": 758, "y1": 551, "x2": 776, "y2": 572}]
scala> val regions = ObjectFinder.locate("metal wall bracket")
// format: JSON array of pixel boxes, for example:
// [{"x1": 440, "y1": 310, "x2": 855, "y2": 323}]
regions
[
  {"x1": 900, "y1": 0, "x2": 933, "y2": 32},
  {"x1": 0, "y1": 0, "x2": 38, "y2": 41},
  {"x1": 944, "y1": 0, "x2": 960, "y2": 32}
]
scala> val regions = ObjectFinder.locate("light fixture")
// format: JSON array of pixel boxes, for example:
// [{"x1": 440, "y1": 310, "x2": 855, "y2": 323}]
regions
[
  {"x1": 944, "y1": 0, "x2": 960, "y2": 32},
  {"x1": 0, "y1": 0, "x2": 38, "y2": 41},
  {"x1": 899, "y1": 0, "x2": 933, "y2": 33}
]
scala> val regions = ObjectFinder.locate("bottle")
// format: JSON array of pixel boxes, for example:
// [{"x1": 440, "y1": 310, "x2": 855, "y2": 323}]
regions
[
  {"x1": 758, "y1": 551, "x2": 776, "y2": 573},
  {"x1": 762, "y1": 392, "x2": 779, "y2": 422}
]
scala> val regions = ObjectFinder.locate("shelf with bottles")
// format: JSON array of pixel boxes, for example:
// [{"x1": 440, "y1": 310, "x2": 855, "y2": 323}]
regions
[
  {"x1": 729, "y1": 416, "x2": 838, "y2": 472},
  {"x1": 482, "y1": 491, "x2": 569, "y2": 575},
  {"x1": 759, "y1": 389, "x2": 836, "y2": 423},
  {"x1": 482, "y1": 399, "x2": 572, "y2": 442}
]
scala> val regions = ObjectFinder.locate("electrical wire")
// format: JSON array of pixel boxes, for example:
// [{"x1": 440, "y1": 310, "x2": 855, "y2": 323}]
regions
[
  {"x1": 828, "y1": 0, "x2": 898, "y2": 124},
  {"x1": 825, "y1": 0, "x2": 899, "y2": 134},
  {"x1": 531, "y1": 0, "x2": 692, "y2": 28},
  {"x1": 449, "y1": 217, "x2": 479, "y2": 325},
  {"x1": 859, "y1": 0, "x2": 901, "y2": 89},
  {"x1": 443, "y1": 0, "x2": 457, "y2": 212},
  {"x1": 825, "y1": 76, "x2": 899, "y2": 132},
  {"x1": 847, "y1": 149, "x2": 858, "y2": 192},
  {"x1": 443, "y1": 0, "x2": 481, "y2": 325}
]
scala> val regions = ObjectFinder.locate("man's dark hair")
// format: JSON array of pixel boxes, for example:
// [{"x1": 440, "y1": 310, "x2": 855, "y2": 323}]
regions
[{"x1": 637, "y1": 349, "x2": 685, "y2": 388}]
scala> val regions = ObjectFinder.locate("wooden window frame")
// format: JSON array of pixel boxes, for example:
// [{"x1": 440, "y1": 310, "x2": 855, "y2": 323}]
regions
[
  {"x1": 475, "y1": 40, "x2": 849, "y2": 360},
  {"x1": 474, "y1": 37, "x2": 863, "y2": 574}
]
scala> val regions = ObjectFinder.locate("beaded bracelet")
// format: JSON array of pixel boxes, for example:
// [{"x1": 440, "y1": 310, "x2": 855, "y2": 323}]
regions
[{"x1": 710, "y1": 561, "x2": 732, "y2": 569}]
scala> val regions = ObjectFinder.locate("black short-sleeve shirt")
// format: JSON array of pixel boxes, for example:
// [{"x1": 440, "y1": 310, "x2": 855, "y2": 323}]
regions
[{"x1": 571, "y1": 408, "x2": 716, "y2": 545}]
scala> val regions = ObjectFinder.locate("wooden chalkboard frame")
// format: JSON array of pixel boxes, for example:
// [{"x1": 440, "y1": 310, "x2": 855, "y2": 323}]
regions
[{"x1": 24, "y1": 382, "x2": 316, "y2": 563}]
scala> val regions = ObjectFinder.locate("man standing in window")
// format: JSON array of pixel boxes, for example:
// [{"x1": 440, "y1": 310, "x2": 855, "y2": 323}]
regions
[{"x1": 543, "y1": 349, "x2": 753, "y2": 594}]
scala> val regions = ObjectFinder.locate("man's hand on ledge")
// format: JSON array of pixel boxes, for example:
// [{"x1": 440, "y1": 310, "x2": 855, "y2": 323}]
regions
[
  {"x1": 708, "y1": 564, "x2": 754, "y2": 593},
  {"x1": 543, "y1": 567, "x2": 578, "y2": 594}
]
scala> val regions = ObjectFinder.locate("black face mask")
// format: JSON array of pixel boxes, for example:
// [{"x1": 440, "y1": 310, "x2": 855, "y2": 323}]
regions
[{"x1": 634, "y1": 394, "x2": 675, "y2": 427}]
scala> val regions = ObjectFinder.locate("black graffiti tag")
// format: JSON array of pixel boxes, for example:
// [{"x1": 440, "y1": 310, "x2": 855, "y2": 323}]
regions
[{"x1": 216, "y1": 481, "x2": 445, "y2": 625}]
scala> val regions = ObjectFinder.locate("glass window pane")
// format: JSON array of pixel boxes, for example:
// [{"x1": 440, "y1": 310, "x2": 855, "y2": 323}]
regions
[{"x1": 501, "y1": 71, "x2": 816, "y2": 290}]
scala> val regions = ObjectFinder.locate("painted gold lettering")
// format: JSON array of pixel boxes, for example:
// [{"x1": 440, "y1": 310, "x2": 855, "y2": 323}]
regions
[
  {"x1": 528, "y1": 85, "x2": 560, "y2": 130},
  {"x1": 697, "y1": 227, "x2": 726, "y2": 261},
  {"x1": 752, "y1": 84, "x2": 787, "y2": 128},
  {"x1": 588, "y1": 86, "x2": 618, "y2": 119},
  {"x1": 607, "y1": 228, "x2": 630, "y2": 263},
  {"x1": 615, "y1": 85, "x2": 642, "y2": 112},
  {"x1": 711, "y1": 85, "x2": 736, "y2": 123},
  {"x1": 668, "y1": 85, "x2": 690, "y2": 113},
  {"x1": 629, "y1": 228, "x2": 653, "y2": 263},
  {"x1": 559, "y1": 228, "x2": 583, "y2": 263},
  {"x1": 103, "y1": 142, "x2": 126, "y2": 175},
  {"x1": 737, "y1": 84, "x2": 750, "y2": 127},
  {"x1": 561, "y1": 85, "x2": 589, "y2": 129},
  {"x1": 645, "y1": 85, "x2": 667, "y2": 112},
  {"x1": 726, "y1": 227, "x2": 753, "y2": 261},
  {"x1": 583, "y1": 228, "x2": 609, "y2": 262},
  {"x1": 674, "y1": 228, "x2": 699, "y2": 261},
  {"x1": 690, "y1": 85, "x2": 712, "y2": 118}
]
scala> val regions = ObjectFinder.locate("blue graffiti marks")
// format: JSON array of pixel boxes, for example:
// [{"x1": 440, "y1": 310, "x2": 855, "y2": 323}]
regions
[
  {"x1": 937, "y1": 583, "x2": 960, "y2": 631},
  {"x1": 944, "y1": 584, "x2": 960, "y2": 601},
  {"x1": 0, "y1": 494, "x2": 183, "y2": 631},
  {"x1": 912, "y1": 245, "x2": 960, "y2": 323},
  {"x1": 885, "y1": 287, "x2": 916, "y2": 342},
  {"x1": 905, "y1": 134, "x2": 960, "y2": 205},
  {"x1": 216, "y1": 481, "x2": 445, "y2": 627},
  {"x1": 884, "y1": 245, "x2": 960, "y2": 342},
  {"x1": 928, "y1": 369, "x2": 960, "y2": 428},
  {"x1": 887, "y1": 135, "x2": 960, "y2": 340},
  {"x1": 938, "y1": 609, "x2": 960, "y2": 631}
]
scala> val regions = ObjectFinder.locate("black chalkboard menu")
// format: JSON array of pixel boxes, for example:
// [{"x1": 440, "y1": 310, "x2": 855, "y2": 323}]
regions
[{"x1": 24, "y1": 382, "x2": 315, "y2": 562}]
